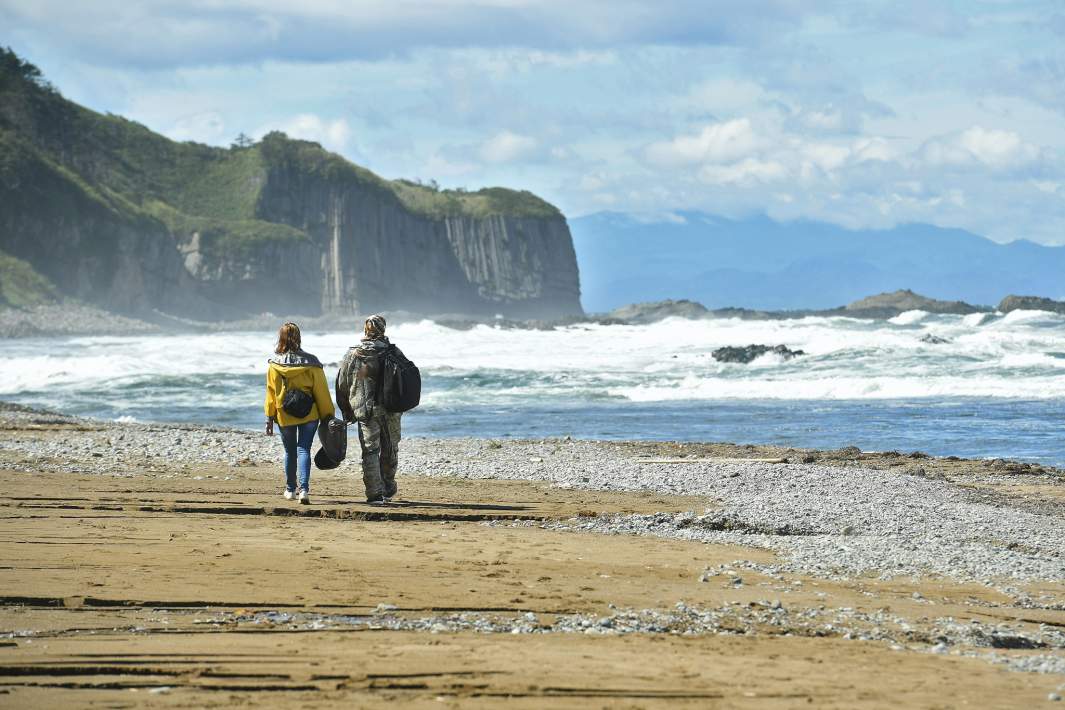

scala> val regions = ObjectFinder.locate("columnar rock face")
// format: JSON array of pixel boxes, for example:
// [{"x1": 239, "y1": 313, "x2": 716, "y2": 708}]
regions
[
  {"x1": 255, "y1": 165, "x2": 473, "y2": 315},
  {"x1": 174, "y1": 229, "x2": 321, "y2": 316},
  {"x1": 0, "y1": 51, "x2": 583, "y2": 321},
  {"x1": 253, "y1": 160, "x2": 582, "y2": 318},
  {"x1": 443, "y1": 215, "x2": 580, "y2": 317}
]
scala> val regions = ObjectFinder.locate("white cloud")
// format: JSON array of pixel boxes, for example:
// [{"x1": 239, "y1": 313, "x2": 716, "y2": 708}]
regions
[
  {"x1": 578, "y1": 174, "x2": 606, "y2": 191},
  {"x1": 0, "y1": 0, "x2": 829, "y2": 67},
  {"x1": 476, "y1": 49, "x2": 618, "y2": 78},
  {"x1": 479, "y1": 131, "x2": 537, "y2": 163},
  {"x1": 920, "y1": 126, "x2": 1039, "y2": 168},
  {"x1": 957, "y1": 126, "x2": 1035, "y2": 165},
  {"x1": 424, "y1": 152, "x2": 478, "y2": 178},
  {"x1": 671, "y1": 78, "x2": 767, "y2": 115},
  {"x1": 851, "y1": 136, "x2": 894, "y2": 162},
  {"x1": 167, "y1": 111, "x2": 227, "y2": 144},
  {"x1": 796, "y1": 107, "x2": 846, "y2": 132},
  {"x1": 699, "y1": 157, "x2": 787, "y2": 185},
  {"x1": 645, "y1": 119, "x2": 759, "y2": 167},
  {"x1": 261, "y1": 114, "x2": 352, "y2": 153},
  {"x1": 800, "y1": 142, "x2": 852, "y2": 171}
]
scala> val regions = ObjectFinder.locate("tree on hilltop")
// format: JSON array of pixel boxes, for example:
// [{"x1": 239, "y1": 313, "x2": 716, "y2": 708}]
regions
[
  {"x1": 231, "y1": 132, "x2": 254, "y2": 149},
  {"x1": 0, "y1": 46, "x2": 56, "y2": 93}
]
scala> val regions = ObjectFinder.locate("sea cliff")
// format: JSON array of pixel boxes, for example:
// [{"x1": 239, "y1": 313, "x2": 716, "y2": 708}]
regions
[{"x1": 0, "y1": 49, "x2": 582, "y2": 320}]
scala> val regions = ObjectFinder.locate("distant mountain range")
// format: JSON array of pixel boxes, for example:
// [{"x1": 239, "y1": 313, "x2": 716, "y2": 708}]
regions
[{"x1": 569, "y1": 211, "x2": 1065, "y2": 313}]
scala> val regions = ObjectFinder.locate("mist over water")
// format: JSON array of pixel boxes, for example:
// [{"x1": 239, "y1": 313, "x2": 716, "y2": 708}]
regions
[{"x1": 3, "y1": 310, "x2": 1064, "y2": 465}]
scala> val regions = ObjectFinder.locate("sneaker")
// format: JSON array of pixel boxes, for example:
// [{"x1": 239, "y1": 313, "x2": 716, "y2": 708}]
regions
[
  {"x1": 298, "y1": 489, "x2": 310, "y2": 505},
  {"x1": 283, "y1": 489, "x2": 295, "y2": 500},
  {"x1": 366, "y1": 496, "x2": 385, "y2": 506}
]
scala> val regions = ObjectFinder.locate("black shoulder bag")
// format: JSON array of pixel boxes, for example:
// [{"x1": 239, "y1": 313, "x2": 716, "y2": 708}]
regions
[{"x1": 280, "y1": 374, "x2": 315, "y2": 418}]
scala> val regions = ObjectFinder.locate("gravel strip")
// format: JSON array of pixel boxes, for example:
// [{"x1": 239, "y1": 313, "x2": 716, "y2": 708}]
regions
[
  {"x1": 66, "y1": 603, "x2": 1055, "y2": 676},
  {"x1": 1, "y1": 404, "x2": 1062, "y2": 584},
  {"x1": 7, "y1": 600, "x2": 1064, "y2": 675}
]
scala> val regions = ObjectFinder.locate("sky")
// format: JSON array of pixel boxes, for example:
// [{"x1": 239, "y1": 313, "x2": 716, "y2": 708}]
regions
[{"x1": 2, "y1": 0, "x2": 1065, "y2": 245}]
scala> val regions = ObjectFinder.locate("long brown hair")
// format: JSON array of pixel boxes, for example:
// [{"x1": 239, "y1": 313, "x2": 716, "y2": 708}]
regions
[{"x1": 275, "y1": 322, "x2": 301, "y2": 354}]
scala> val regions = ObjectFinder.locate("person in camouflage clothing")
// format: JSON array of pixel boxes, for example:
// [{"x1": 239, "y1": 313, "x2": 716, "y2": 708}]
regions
[{"x1": 336, "y1": 315, "x2": 404, "y2": 504}]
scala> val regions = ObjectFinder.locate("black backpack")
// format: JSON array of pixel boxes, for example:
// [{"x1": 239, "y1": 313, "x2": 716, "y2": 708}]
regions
[
  {"x1": 280, "y1": 375, "x2": 315, "y2": 418},
  {"x1": 378, "y1": 345, "x2": 421, "y2": 413}
]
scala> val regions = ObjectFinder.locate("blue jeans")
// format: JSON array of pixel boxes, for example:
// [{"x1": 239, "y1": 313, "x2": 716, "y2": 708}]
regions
[{"x1": 279, "y1": 420, "x2": 319, "y2": 493}]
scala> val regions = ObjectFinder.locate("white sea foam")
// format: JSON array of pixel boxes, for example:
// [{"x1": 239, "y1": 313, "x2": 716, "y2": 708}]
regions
[
  {"x1": 888, "y1": 310, "x2": 930, "y2": 325},
  {"x1": 999, "y1": 352, "x2": 1065, "y2": 369},
  {"x1": 619, "y1": 374, "x2": 1065, "y2": 402},
  {"x1": 963, "y1": 312, "x2": 996, "y2": 327},
  {"x1": 1, "y1": 313, "x2": 1063, "y2": 404},
  {"x1": 1001, "y1": 309, "x2": 1065, "y2": 324}
]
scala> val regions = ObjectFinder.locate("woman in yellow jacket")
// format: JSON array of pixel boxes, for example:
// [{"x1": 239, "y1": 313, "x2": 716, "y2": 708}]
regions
[{"x1": 264, "y1": 322, "x2": 335, "y2": 504}]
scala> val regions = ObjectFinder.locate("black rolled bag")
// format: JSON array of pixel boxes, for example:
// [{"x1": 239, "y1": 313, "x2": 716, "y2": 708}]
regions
[{"x1": 314, "y1": 416, "x2": 348, "y2": 470}]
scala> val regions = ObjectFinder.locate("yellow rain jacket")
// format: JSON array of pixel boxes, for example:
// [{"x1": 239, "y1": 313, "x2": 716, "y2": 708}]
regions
[{"x1": 264, "y1": 350, "x2": 336, "y2": 427}]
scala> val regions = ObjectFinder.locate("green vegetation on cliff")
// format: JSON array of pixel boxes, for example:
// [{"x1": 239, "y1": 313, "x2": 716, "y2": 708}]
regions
[
  {"x1": 392, "y1": 182, "x2": 560, "y2": 219},
  {"x1": 0, "y1": 249, "x2": 57, "y2": 307},
  {"x1": 144, "y1": 200, "x2": 311, "y2": 260},
  {"x1": 257, "y1": 131, "x2": 560, "y2": 219}
]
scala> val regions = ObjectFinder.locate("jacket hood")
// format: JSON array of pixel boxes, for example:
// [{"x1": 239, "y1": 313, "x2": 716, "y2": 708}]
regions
[
  {"x1": 268, "y1": 349, "x2": 323, "y2": 368},
  {"x1": 354, "y1": 336, "x2": 390, "y2": 357}
]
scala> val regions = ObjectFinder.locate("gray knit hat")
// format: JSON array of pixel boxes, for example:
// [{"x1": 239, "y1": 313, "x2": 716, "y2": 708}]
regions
[{"x1": 364, "y1": 314, "x2": 386, "y2": 338}]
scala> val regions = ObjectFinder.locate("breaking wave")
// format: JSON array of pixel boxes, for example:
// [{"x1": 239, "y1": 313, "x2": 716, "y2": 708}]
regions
[{"x1": 1, "y1": 311, "x2": 1063, "y2": 464}]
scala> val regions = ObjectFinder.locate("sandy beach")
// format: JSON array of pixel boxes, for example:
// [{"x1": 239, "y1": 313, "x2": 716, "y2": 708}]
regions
[{"x1": 0, "y1": 402, "x2": 1063, "y2": 707}]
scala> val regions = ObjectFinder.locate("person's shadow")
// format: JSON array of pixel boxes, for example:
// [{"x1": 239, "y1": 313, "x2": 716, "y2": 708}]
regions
[
  {"x1": 314, "y1": 498, "x2": 531, "y2": 511},
  {"x1": 385, "y1": 499, "x2": 531, "y2": 512}
]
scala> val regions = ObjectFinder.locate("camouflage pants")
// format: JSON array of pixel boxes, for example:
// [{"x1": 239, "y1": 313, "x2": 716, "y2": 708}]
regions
[{"x1": 357, "y1": 412, "x2": 401, "y2": 500}]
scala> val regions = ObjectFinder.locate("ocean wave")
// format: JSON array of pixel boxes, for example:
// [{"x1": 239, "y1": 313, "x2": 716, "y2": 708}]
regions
[
  {"x1": 963, "y1": 312, "x2": 996, "y2": 327},
  {"x1": 888, "y1": 309, "x2": 930, "y2": 325},
  {"x1": 1, "y1": 315, "x2": 1063, "y2": 408},
  {"x1": 999, "y1": 352, "x2": 1065, "y2": 369},
  {"x1": 1001, "y1": 309, "x2": 1065, "y2": 325},
  {"x1": 618, "y1": 374, "x2": 1065, "y2": 402}
]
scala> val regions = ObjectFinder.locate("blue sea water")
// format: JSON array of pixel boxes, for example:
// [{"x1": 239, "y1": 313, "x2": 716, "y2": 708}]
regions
[{"x1": 2, "y1": 310, "x2": 1063, "y2": 466}]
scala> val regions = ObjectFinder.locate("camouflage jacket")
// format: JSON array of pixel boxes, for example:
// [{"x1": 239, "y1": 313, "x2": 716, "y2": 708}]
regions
[{"x1": 335, "y1": 337, "x2": 405, "y2": 423}]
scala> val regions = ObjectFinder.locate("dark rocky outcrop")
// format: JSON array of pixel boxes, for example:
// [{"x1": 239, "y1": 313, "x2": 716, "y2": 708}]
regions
[
  {"x1": 598, "y1": 290, "x2": 992, "y2": 325},
  {"x1": 920, "y1": 334, "x2": 950, "y2": 345},
  {"x1": 0, "y1": 50, "x2": 582, "y2": 321},
  {"x1": 842, "y1": 289, "x2": 987, "y2": 318},
  {"x1": 606, "y1": 299, "x2": 708, "y2": 324},
  {"x1": 712, "y1": 344, "x2": 805, "y2": 364},
  {"x1": 998, "y1": 295, "x2": 1065, "y2": 315}
]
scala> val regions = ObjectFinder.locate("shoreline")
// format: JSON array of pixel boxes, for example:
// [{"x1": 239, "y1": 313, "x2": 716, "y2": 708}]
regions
[{"x1": 2, "y1": 400, "x2": 1061, "y2": 479}]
